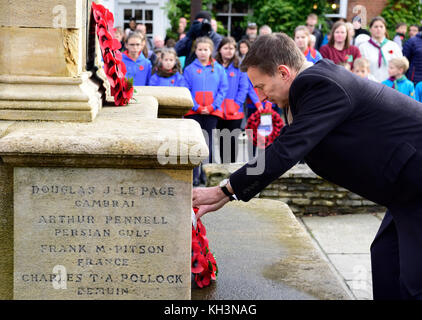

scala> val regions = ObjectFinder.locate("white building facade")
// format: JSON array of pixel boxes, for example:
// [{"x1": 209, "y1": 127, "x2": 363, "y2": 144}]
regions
[{"x1": 101, "y1": 0, "x2": 171, "y2": 40}]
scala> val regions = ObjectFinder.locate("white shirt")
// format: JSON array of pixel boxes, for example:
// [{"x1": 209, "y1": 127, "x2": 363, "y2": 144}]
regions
[{"x1": 358, "y1": 38, "x2": 403, "y2": 82}]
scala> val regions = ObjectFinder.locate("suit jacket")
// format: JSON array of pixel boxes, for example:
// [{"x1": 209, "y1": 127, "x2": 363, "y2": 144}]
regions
[{"x1": 230, "y1": 59, "x2": 422, "y2": 208}]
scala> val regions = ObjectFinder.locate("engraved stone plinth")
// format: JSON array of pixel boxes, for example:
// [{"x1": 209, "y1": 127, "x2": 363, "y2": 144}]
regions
[
  {"x1": 0, "y1": 103, "x2": 208, "y2": 300},
  {"x1": 14, "y1": 167, "x2": 191, "y2": 300}
]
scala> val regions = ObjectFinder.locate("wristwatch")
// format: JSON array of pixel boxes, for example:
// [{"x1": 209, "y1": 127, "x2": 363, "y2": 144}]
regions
[{"x1": 219, "y1": 179, "x2": 236, "y2": 201}]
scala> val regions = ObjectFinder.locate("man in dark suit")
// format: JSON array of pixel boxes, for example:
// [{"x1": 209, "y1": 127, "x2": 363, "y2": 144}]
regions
[{"x1": 192, "y1": 33, "x2": 422, "y2": 300}]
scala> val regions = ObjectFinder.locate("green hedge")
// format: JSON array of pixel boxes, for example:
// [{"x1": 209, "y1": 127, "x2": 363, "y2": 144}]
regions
[
  {"x1": 381, "y1": 0, "x2": 422, "y2": 39},
  {"x1": 164, "y1": 0, "x2": 328, "y2": 41}
]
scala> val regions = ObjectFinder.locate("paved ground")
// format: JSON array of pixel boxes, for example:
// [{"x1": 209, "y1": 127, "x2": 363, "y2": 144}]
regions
[
  {"x1": 192, "y1": 199, "x2": 354, "y2": 300},
  {"x1": 194, "y1": 177, "x2": 384, "y2": 300},
  {"x1": 300, "y1": 212, "x2": 385, "y2": 300},
  {"x1": 200, "y1": 135, "x2": 385, "y2": 300}
]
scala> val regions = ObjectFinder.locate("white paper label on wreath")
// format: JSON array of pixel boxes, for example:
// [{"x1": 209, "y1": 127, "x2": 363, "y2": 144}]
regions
[{"x1": 258, "y1": 113, "x2": 273, "y2": 137}]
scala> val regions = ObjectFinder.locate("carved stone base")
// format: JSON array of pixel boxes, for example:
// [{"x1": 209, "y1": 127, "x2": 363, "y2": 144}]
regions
[
  {"x1": 134, "y1": 86, "x2": 194, "y2": 118},
  {"x1": 0, "y1": 72, "x2": 102, "y2": 122}
]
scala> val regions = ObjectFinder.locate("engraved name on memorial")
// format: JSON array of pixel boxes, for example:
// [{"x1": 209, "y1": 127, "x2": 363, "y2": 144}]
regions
[{"x1": 14, "y1": 167, "x2": 191, "y2": 299}]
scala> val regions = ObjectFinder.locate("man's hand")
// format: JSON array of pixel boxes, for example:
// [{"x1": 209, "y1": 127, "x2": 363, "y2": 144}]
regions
[
  {"x1": 192, "y1": 186, "x2": 228, "y2": 219},
  {"x1": 195, "y1": 197, "x2": 229, "y2": 219}
]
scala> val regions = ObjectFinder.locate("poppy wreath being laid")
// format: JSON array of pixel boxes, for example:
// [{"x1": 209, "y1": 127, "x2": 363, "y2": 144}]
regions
[
  {"x1": 246, "y1": 108, "x2": 285, "y2": 148},
  {"x1": 92, "y1": 3, "x2": 134, "y2": 106},
  {"x1": 191, "y1": 207, "x2": 218, "y2": 288}
]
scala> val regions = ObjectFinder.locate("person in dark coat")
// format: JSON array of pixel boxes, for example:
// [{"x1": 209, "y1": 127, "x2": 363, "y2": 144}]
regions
[
  {"x1": 306, "y1": 13, "x2": 323, "y2": 50},
  {"x1": 192, "y1": 33, "x2": 422, "y2": 300},
  {"x1": 403, "y1": 31, "x2": 422, "y2": 84},
  {"x1": 175, "y1": 11, "x2": 222, "y2": 69}
]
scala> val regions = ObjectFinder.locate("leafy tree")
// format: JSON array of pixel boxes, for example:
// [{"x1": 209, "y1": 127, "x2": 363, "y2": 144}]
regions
[
  {"x1": 380, "y1": 0, "x2": 422, "y2": 39},
  {"x1": 250, "y1": 0, "x2": 328, "y2": 36},
  {"x1": 164, "y1": 0, "x2": 191, "y2": 41},
  {"x1": 164, "y1": 0, "x2": 329, "y2": 40}
]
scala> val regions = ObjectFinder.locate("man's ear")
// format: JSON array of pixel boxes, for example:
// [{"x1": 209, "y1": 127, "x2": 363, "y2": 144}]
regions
[{"x1": 277, "y1": 65, "x2": 291, "y2": 80}]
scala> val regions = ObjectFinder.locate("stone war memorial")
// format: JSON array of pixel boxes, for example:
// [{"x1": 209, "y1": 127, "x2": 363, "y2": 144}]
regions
[
  {"x1": 0, "y1": 0, "x2": 209, "y2": 300},
  {"x1": 0, "y1": 1, "x2": 351, "y2": 300}
]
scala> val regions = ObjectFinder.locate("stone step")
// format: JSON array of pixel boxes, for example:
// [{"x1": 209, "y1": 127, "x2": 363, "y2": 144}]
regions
[{"x1": 192, "y1": 199, "x2": 353, "y2": 300}]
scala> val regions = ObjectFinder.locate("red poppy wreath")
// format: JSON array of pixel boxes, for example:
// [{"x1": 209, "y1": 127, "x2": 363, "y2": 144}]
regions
[
  {"x1": 246, "y1": 108, "x2": 285, "y2": 148},
  {"x1": 92, "y1": 3, "x2": 134, "y2": 106},
  {"x1": 191, "y1": 207, "x2": 218, "y2": 288}
]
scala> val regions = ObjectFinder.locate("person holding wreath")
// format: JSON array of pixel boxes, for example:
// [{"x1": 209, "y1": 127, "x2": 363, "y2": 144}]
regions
[{"x1": 193, "y1": 33, "x2": 422, "y2": 300}]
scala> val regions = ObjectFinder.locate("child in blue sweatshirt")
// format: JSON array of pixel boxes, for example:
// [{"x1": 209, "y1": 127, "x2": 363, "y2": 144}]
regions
[
  {"x1": 215, "y1": 36, "x2": 249, "y2": 163},
  {"x1": 121, "y1": 32, "x2": 152, "y2": 86},
  {"x1": 382, "y1": 57, "x2": 415, "y2": 99},
  {"x1": 184, "y1": 37, "x2": 229, "y2": 185},
  {"x1": 416, "y1": 82, "x2": 422, "y2": 103},
  {"x1": 149, "y1": 48, "x2": 187, "y2": 87}
]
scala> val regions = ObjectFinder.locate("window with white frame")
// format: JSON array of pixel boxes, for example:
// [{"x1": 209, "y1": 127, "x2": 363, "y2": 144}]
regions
[
  {"x1": 122, "y1": 7, "x2": 154, "y2": 37},
  {"x1": 325, "y1": 0, "x2": 348, "y2": 19}
]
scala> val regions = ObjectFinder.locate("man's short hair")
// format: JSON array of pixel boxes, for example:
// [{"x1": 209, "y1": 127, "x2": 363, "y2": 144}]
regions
[
  {"x1": 247, "y1": 22, "x2": 257, "y2": 29},
  {"x1": 259, "y1": 25, "x2": 272, "y2": 35},
  {"x1": 307, "y1": 13, "x2": 318, "y2": 20},
  {"x1": 396, "y1": 22, "x2": 407, "y2": 30},
  {"x1": 240, "y1": 33, "x2": 305, "y2": 75}
]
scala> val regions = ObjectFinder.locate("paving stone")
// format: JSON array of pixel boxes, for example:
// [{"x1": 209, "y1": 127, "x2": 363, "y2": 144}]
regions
[
  {"x1": 328, "y1": 254, "x2": 372, "y2": 281},
  {"x1": 301, "y1": 214, "x2": 381, "y2": 254},
  {"x1": 192, "y1": 199, "x2": 352, "y2": 300}
]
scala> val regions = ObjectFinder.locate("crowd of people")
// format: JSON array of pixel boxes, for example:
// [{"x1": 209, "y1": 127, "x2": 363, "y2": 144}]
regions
[{"x1": 115, "y1": 10, "x2": 422, "y2": 185}]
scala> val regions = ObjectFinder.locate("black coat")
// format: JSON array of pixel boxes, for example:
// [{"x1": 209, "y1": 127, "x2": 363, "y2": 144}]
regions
[
  {"x1": 230, "y1": 59, "x2": 422, "y2": 296},
  {"x1": 175, "y1": 23, "x2": 222, "y2": 70},
  {"x1": 230, "y1": 59, "x2": 422, "y2": 207}
]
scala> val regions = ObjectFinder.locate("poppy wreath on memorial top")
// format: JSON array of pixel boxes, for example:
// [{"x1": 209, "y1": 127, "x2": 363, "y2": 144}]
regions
[
  {"x1": 191, "y1": 207, "x2": 218, "y2": 288},
  {"x1": 92, "y1": 3, "x2": 134, "y2": 106},
  {"x1": 246, "y1": 104, "x2": 285, "y2": 148}
]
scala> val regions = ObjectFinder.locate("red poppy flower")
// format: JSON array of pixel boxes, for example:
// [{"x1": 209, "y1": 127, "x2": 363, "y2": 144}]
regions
[
  {"x1": 229, "y1": 71, "x2": 235, "y2": 77},
  {"x1": 103, "y1": 38, "x2": 122, "y2": 51},
  {"x1": 171, "y1": 79, "x2": 175, "y2": 84},
  {"x1": 191, "y1": 207, "x2": 218, "y2": 288},
  {"x1": 91, "y1": 2, "x2": 107, "y2": 22},
  {"x1": 97, "y1": 27, "x2": 113, "y2": 49},
  {"x1": 197, "y1": 69, "x2": 202, "y2": 74},
  {"x1": 389, "y1": 50, "x2": 393, "y2": 54},
  {"x1": 139, "y1": 65, "x2": 144, "y2": 71},
  {"x1": 195, "y1": 272, "x2": 211, "y2": 288},
  {"x1": 92, "y1": 3, "x2": 133, "y2": 106}
]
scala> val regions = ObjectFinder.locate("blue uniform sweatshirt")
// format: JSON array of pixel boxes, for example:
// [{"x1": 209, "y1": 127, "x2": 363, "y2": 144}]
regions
[
  {"x1": 415, "y1": 81, "x2": 422, "y2": 102},
  {"x1": 184, "y1": 59, "x2": 228, "y2": 118},
  {"x1": 220, "y1": 62, "x2": 249, "y2": 120},
  {"x1": 122, "y1": 51, "x2": 152, "y2": 86},
  {"x1": 382, "y1": 76, "x2": 416, "y2": 99},
  {"x1": 245, "y1": 79, "x2": 263, "y2": 113},
  {"x1": 149, "y1": 72, "x2": 188, "y2": 87}
]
